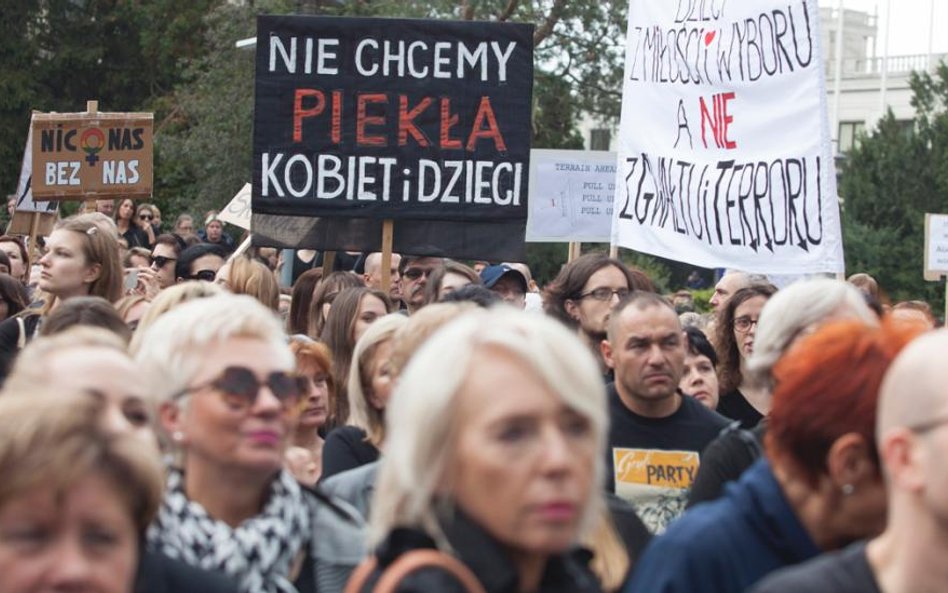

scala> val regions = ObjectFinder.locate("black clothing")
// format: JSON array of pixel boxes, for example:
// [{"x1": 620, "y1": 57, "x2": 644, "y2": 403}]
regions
[
  {"x1": 361, "y1": 511, "x2": 603, "y2": 593},
  {"x1": 687, "y1": 422, "x2": 767, "y2": 508},
  {"x1": 321, "y1": 426, "x2": 380, "y2": 481},
  {"x1": 605, "y1": 493, "x2": 652, "y2": 567},
  {"x1": 137, "y1": 550, "x2": 240, "y2": 593},
  {"x1": 750, "y1": 542, "x2": 881, "y2": 593},
  {"x1": 606, "y1": 384, "x2": 730, "y2": 532},
  {"x1": 0, "y1": 311, "x2": 41, "y2": 384},
  {"x1": 716, "y1": 389, "x2": 764, "y2": 429},
  {"x1": 122, "y1": 225, "x2": 151, "y2": 249}
]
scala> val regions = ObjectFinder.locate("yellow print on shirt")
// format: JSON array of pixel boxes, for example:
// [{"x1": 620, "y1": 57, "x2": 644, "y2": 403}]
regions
[{"x1": 613, "y1": 448, "x2": 700, "y2": 489}]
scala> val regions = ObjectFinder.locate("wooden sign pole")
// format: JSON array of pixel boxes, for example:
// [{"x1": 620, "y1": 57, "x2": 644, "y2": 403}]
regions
[
  {"x1": 380, "y1": 219, "x2": 394, "y2": 292},
  {"x1": 568, "y1": 242, "x2": 580, "y2": 262},
  {"x1": 322, "y1": 251, "x2": 336, "y2": 276},
  {"x1": 84, "y1": 100, "x2": 99, "y2": 215},
  {"x1": 28, "y1": 212, "x2": 42, "y2": 262}
]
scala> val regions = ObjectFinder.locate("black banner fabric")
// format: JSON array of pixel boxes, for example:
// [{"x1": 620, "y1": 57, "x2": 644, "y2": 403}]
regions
[{"x1": 252, "y1": 15, "x2": 533, "y2": 259}]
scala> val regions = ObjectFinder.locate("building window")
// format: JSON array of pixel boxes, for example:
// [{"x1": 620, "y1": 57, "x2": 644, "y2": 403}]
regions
[
  {"x1": 838, "y1": 121, "x2": 865, "y2": 153},
  {"x1": 590, "y1": 129, "x2": 611, "y2": 151}
]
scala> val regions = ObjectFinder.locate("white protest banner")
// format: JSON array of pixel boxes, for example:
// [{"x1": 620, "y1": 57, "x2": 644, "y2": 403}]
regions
[
  {"x1": 219, "y1": 183, "x2": 252, "y2": 230},
  {"x1": 527, "y1": 149, "x2": 616, "y2": 243},
  {"x1": 14, "y1": 125, "x2": 57, "y2": 214},
  {"x1": 924, "y1": 213, "x2": 948, "y2": 278},
  {"x1": 612, "y1": 0, "x2": 844, "y2": 274}
]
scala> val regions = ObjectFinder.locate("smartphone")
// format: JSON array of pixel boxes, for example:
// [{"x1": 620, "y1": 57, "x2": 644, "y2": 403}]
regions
[{"x1": 124, "y1": 269, "x2": 139, "y2": 291}]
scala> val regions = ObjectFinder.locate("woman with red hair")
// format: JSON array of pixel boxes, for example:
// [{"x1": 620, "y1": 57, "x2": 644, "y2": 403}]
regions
[
  {"x1": 623, "y1": 319, "x2": 921, "y2": 593},
  {"x1": 285, "y1": 336, "x2": 333, "y2": 485}
]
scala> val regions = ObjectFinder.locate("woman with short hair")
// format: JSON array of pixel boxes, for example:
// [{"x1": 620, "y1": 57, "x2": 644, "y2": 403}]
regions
[
  {"x1": 217, "y1": 255, "x2": 281, "y2": 311},
  {"x1": 137, "y1": 294, "x2": 330, "y2": 593},
  {"x1": 360, "y1": 308, "x2": 607, "y2": 593}
]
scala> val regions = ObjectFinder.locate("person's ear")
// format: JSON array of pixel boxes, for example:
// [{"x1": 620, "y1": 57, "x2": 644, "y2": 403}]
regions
[
  {"x1": 564, "y1": 298, "x2": 581, "y2": 321},
  {"x1": 879, "y1": 428, "x2": 926, "y2": 495},
  {"x1": 826, "y1": 432, "x2": 876, "y2": 492},
  {"x1": 601, "y1": 339, "x2": 615, "y2": 370},
  {"x1": 82, "y1": 263, "x2": 102, "y2": 285},
  {"x1": 159, "y1": 401, "x2": 188, "y2": 446}
]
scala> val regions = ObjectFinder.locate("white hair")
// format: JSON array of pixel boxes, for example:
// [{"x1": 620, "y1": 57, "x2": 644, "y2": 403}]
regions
[
  {"x1": 369, "y1": 308, "x2": 608, "y2": 548},
  {"x1": 346, "y1": 313, "x2": 408, "y2": 445},
  {"x1": 747, "y1": 279, "x2": 877, "y2": 385},
  {"x1": 134, "y1": 293, "x2": 292, "y2": 405}
]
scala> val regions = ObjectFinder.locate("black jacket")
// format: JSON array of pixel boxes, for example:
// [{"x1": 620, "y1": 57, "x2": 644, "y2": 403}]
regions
[
  {"x1": 136, "y1": 550, "x2": 239, "y2": 593},
  {"x1": 360, "y1": 512, "x2": 603, "y2": 593}
]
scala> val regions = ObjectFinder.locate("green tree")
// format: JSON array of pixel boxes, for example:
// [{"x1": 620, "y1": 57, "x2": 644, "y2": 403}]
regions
[{"x1": 839, "y1": 63, "x2": 948, "y2": 311}]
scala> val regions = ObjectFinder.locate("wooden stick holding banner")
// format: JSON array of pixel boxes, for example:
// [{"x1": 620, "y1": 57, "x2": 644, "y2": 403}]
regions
[
  {"x1": 609, "y1": 244, "x2": 618, "y2": 259},
  {"x1": 83, "y1": 100, "x2": 99, "y2": 215},
  {"x1": 380, "y1": 220, "x2": 394, "y2": 292},
  {"x1": 322, "y1": 251, "x2": 336, "y2": 276},
  {"x1": 568, "y1": 242, "x2": 580, "y2": 262},
  {"x1": 28, "y1": 212, "x2": 42, "y2": 263},
  {"x1": 228, "y1": 235, "x2": 253, "y2": 262}
]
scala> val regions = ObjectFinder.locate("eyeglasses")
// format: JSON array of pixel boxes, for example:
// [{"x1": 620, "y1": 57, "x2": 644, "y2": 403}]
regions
[
  {"x1": 576, "y1": 287, "x2": 630, "y2": 301},
  {"x1": 403, "y1": 267, "x2": 435, "y2": 281},
  {"x1": 733, "y1": 316, "x2": 760, "y2": 333},
  {"x1": 139, "y1": 214, "x2": 153, "y2": 221},
  {"x1": 150, "y1": 255, "x2": 176, "y2": 268},
  {"x1": 171, "y1": 366, "x2": 307, "y2": 411},
  {"x1": 189, "y1": 269, "x2": 217, "y2": 282}
]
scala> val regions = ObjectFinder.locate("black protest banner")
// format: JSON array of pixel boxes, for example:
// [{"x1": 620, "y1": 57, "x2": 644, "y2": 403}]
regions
[{"x1": 252, "y1": 15, "x2": 534, "y2": 261}]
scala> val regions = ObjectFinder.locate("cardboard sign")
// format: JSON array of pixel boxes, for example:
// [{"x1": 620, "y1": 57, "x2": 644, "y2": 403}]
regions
[
  {"x1": 251, "y1": 15, "x2": 533, "y2": 260},
  {"x1": 6, "y1": 211, "x2": 57, "y2": 237},
  {"x1": 527, "y1": 149, "x2": 617, "y2": 242},
  {"x1": 219, "y1": 183, "x2": 252, "y2": 230},
  {"x1": 611, "y1": 0, "x2": 844, "y2": 274},
  {"x1": 30, "y1": 111, "x2": 153, "y2": 200}
]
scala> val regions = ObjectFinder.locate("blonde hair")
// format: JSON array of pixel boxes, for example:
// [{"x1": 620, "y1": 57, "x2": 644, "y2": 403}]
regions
[
  {"x1": 346, "y1": 314, "x2": 408, "y2": 447},
  {"x1": 41, "y1": 214, "x2": 124, "y2": 308},
  {"x1": 3, "y1": 327, "x2": 128, "y2": 396},
  {"x1": 134, "y1": 294, "x2": 291, "y2": 406},
  {"x1": 370, "y1": 309, "x2": 608, "y2": 549},
  {"x1": 226, "y1": 255, "x2": 280, "y2": 311},
  {"x1": 129, "y1": 281, "x2": 225, "y2": 353},
  {"x1": 388, "y1": 303, "x2": 477, "y2": 376},
  {"x1": 0, "y1": 390, "x2": 163, "y2": 534},
  {"x1": 586, "y1": 506, "x2": 631, "y2": 592}
]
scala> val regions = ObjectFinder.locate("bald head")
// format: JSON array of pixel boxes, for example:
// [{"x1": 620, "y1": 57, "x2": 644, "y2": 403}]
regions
[{"x1": 878, "y1": 329, "x2": 948, "y2": 439}]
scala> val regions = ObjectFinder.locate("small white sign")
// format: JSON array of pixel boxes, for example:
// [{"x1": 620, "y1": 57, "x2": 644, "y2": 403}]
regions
[
  {"x1": 527, "y1": 149, "x2": 617, "y2": 243},
  {"x1": 926, "y1": 213, "x2": 948, "y2": 275},
  {"x1": 219, "y1": 183, "x2": 252, "y2": 230}
]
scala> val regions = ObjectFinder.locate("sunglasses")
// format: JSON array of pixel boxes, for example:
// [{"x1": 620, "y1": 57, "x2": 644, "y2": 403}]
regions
[
  {"x1": 189, "y1": 269, "x2": 217, "y2": 282},
  {"x1": 403, "y1": 267, "x2": 434, "y2": 281},
  {"x1": 172, "y1": 366, "x2": 307, "y2": 411},
  {"x1": 139, "y1": 214, "x2": 153, "y2": 221},
  {"x1": 150, "y1": 255, "x2": 176, "y2": 268}
]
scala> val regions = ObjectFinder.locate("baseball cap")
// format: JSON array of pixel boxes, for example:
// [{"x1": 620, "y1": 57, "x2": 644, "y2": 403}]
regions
[{"x1": 480, "y1": 264, "x2": 528, "y2": 293}]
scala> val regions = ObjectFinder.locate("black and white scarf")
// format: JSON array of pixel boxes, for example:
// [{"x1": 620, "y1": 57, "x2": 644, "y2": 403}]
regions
[{"x1": 147, "y1": 469, "x2": 312, "y2": 593}]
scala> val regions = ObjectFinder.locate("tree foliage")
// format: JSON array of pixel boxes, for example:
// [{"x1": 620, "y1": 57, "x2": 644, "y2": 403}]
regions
[{"x1": 839, "y1": 63, "x2": 948, "y2": 311}]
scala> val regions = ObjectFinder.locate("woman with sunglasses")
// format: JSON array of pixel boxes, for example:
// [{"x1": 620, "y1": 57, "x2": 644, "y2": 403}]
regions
[
  {"x1": 113, "y1": 198, "x2": 149, "y2": 248},
  {"x1": 713, "y1": 284, "x2": 778, "y2": 429},
  {"x1": 136, "y1": 293, "x2": 323, "y2": 593}
]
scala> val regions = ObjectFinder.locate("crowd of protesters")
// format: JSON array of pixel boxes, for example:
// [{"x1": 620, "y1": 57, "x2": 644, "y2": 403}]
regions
[{"x1": 0, "y1": 199, "x2": 945, "y2": 593}]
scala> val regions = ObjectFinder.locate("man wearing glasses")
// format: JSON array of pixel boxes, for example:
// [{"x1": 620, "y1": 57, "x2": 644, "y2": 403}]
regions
[
  {"x1": 175, "y1": 244, "x2": 227, "y2": 284},
  {"x1": 150, "y1": 234, "x2": 182, "y2": 290},
  {"x1": 750, "y1": 328, "x2": 948, "y2": 593},
  {"x1": 398, "y1": 255, "x2": 443, "y2": 314}
]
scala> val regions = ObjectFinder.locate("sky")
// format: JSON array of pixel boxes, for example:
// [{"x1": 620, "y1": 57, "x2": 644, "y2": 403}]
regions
[{"x1": 819, "y1": 0, "x2": 948, "y2": 55}]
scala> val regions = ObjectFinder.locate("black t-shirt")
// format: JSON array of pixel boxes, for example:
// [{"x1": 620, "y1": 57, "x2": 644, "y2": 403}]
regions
[
  {"x1": 716, "y1": 388, "x2": 764, "y2": 429},
  {"x1": 687, "y1": 422, "x2": 767, "y2": 508},
  {"x1": 749, "y1": 542, "x2": 881, "y2": 593},
  {"x1": 320, "y1": 425, "x2": 380, "y2": 481},
  {"x1": 606, "y1": 384, "x2": 730, "y2": 531}
]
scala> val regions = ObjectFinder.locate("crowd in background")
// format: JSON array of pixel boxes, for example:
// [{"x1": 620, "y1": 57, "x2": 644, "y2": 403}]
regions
[{"x1": 0, "y1": 199, "x2": 945, "y2": 593}]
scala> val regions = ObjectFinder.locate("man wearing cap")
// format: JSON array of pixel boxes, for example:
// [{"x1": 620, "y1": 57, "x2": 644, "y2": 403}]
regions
[
  {"x1": 198, "y1": 211, "x2": 235, "y2": 255},
  {"x1": 480, "y1": 264, "x2": 528, "y2": 310}
]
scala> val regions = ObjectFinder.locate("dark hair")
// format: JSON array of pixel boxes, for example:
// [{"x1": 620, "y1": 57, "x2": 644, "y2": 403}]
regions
[
  {"x1": 175, "y1": 243, "x2": 227, "y2": 281},
  {"x1": 154, "y1": 233, "x2": 184, "y2": 256},
  {"x1": 439, "y1": 284, "x2": 502, "y2": 308},
  {"x1": 307, "y1": 271, "x2": 364, "y2": 338},
  {"x1": 543, "y1": 253, "x2": 637, "y2": 329},
  {"x1": 715, "y1": 284, "x2": 778, "y2": 393},
  {"x1": 288, "y1": 268, "x2": 324, "y2": 335},
  {"x1": 0, "y1": 235, "x2": 29, "y2": 283},
  {"x1": 123, "y1": 247, "x2": 151, "y2": 268},
  {"x1": 39, "y1": 296, "x2": 131, "y2": 343},
  {"x1": 320, "y1": 286, "x2": 393, "y2": 424},
  {"x1": 0, "y1": 274, "x2": 29, "y2": 319},
  {"x1": 426, "y1": 260, "x2": 481, "y2": 304},
  {"x1": 0, "y1": 249, "x2": 10, "y2": 274},
  {"x1": 683, "y1": 326, "x2": 717, "y2": 367}
]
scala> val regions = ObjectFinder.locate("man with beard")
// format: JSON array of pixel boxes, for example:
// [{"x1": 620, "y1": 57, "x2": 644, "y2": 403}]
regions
[{"x1": 602, "y1": 293, "x2": 729, "y2": 533}]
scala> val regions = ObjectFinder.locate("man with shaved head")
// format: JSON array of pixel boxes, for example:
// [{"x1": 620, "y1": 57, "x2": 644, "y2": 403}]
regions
[
  {"x1": 709, "y1": 270, "x2": 769, "y2": 313},
  {"x1": 363, "y1": 251, "x2": 401, "y2": 304},
  {"x1": 751, "y1": 328, "x2": 944, "y2": 593}
]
